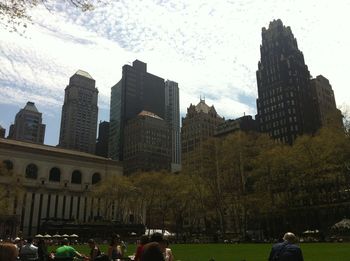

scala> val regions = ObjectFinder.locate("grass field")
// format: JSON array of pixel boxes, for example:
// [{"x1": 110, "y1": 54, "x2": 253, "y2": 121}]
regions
[{"x1": 51, "y1": 243, "x2": 350, "y2": 261}]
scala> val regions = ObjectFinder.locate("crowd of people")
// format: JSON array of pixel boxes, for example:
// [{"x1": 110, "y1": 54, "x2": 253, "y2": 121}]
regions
[
  {"x1": 0, "y1": 231, "x2": 305, "y2": 261},
  {"x1": 0, "y1": 232, "x2": 174, "y2": 261}
]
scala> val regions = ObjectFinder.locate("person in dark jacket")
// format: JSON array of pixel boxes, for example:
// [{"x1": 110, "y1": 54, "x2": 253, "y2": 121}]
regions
[{"x1": 268, "y1": 232, "x2": 304, "y2": 261}]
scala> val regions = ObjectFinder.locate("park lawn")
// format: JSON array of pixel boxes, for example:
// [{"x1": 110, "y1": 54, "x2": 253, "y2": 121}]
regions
[{"x1": 50, "y1": 243, "x2": 350, "y2": 261}]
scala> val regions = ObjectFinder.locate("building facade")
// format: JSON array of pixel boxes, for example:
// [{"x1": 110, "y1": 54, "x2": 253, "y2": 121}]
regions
[
  {"x1": 123, "y1": 111, "x2": 171, "y2": 175},
  {"x1": 58, "y1": 70, "x2": 98, "y2": 154},
  {"x1": 214, "y1": 115, "x2": 258, "y2": 138},
  {"x1": 8, "y1": 102, "x2": 46, "y2": 144},
  {"x1": 0, "y1": 138, "x2": 127, "y2": 237},
  {"x1": 256, "y1": 19, "x2": 319, "y2": 144},
  {"x1": 310, "y1": 75, "x2": 343, "y2": 128},
  {"x1": 95, "y1": 121, "x2": 110, "y2": 158},
  {"x1": 165, "y1": 80, "x2": 181, "y2": 172},
  {"x1": 181, "y1": 99, "x2": 224, "y2": 172},
  {"x1": 0, "y1": 125, "x2": 5, "y2": 138},
  {"x1": 109, "y1": 60, "x2": 166, "y2": 161}
]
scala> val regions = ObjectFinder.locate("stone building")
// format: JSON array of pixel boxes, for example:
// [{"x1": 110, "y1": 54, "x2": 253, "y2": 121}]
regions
[
  {"x1": 8, "y1": 102, "x2": 46, "y2": 144},
  {"x1": 181, "y1": 99, "x2": 224, "y2": 172},
  {"x1": 58, "y1": 70, "x2": 98, "y2": 154},
  {"x1": 165, "y1": 80, "x2": 181, "y2": 172},
  {"x1": 123, "y1": 111, "x2": 171, "y2": 175},
  {"x1": 214, "y1": 115, "x2": 258, "y2": 138},
  {"x1": 310, "y1": 75, "x2": 343, "y2": 128},
  {"x1": 256, "y1": 19, "x2": 319, "y2": 144},
  {"x1": 0, "y1": 138, "x2": 138, "y2": 237}
]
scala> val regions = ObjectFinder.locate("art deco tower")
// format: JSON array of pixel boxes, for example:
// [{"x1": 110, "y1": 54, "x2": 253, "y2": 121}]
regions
[
  {"x1": 8, "y1": 101, "x2": 45, "y2": 144},
  {"x1": 256, "y1": 19, "x2": 319, "y2": 144},
  {"x1": 58, "y1": 70, "x2": 98, "y2": 153}
]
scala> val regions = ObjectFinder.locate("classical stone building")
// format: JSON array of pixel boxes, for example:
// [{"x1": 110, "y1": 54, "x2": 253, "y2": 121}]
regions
[
  {"x1": 310, "y1": 75, "x2": 343, "y2": 128},
  {"x1": 8, "y1": 102, "x2": 46, "y2": 144},
  {"x1": 181, "y1": 99, "x2": 224, "y2": 172},
  {"x1": 123, "y1": 111, "x2": 171, "y2": 175},
  {"x1": 165, "y1": 80, "x2": 181, "y2": 172},
  {"x1": 0, "y1": 138, "x2": 130, "y2": 237},
  {"x1": 58, "y1": 70, "x2": 98, "y2": 154},
  {"x1": 256, "y1": 19, "x2": 319, "y2": 144}
]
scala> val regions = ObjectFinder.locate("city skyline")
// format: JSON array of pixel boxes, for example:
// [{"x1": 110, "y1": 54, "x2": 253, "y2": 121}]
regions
[{"x1": 1, "y1": 1, "x2": 349, "y2": 145}]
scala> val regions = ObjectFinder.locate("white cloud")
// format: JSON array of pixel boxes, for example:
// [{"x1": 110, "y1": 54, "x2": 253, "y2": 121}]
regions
[{"x1": 0, "y1": 0, "x2": 350, "y2": 145}]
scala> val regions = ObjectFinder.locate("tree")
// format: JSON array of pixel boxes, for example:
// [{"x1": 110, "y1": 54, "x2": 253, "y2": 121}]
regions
[
  {"x1": 92, "y1": 174, "x2": 136, "y2": 222},
  {"x1": 0, "y1": 0, "x2": 100, "y2": 32}
]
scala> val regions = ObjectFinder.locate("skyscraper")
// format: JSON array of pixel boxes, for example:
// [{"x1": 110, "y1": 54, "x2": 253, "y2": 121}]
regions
[
  {"x1": 95, "y1": 121, "x2": 110, "y2": 158},
  {"x1": 8, "y1": 101, "x2": 45, "y2": 144},
  {"x1": 165, "y1": 80, "x2": 181, "y2": 172},
  {"x1": 181, "y1": 99, "x2": 224, "y2": 172},
  {"x1": 58, "y1": 70, "x2": 98, "y2": 154},
  {"x1": 256, "y1": 19, "x2": 318, "y2": 144},
  {"x1": 0, "y1": 125, "x2": 5, "y2": 138},
  {"x1": 310, "y1": 75, "x2": 343, "y2": 128},
  {"x1": 109, "y1": 60, "x2": 166, "y2": 161}
]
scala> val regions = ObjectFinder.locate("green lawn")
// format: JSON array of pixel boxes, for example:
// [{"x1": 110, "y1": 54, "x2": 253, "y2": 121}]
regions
[{"x1": 50, "y1": 243, "x2": 350, "y2": 261}]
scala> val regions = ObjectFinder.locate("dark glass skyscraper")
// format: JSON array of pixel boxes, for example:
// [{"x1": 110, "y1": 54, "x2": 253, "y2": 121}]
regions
[
  {"x1": 95, "y1": 121, "x2": 110, "y2": 158},
  {"x1": 109, "y1": 60, "x2": 166, "y2": 161},
  {"x1": 256, "y1": 19, "x2": 318, "y2": 144}
]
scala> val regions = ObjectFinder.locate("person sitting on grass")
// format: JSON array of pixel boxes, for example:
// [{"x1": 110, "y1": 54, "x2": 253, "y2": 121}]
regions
[
  {"x1": 107, "y1": 234, "x2": 124, "y2": 260},
  {"x1": 0, "y1": 242, "x2": 19, "y2": 261},
  {"x1": 134, "y1": 235, "x2": 149, "y2": 261},
  {"x1": 268, "y1": 232, "x2": 304, "y2": 261},
  {"x1": 54, "y1": 238, "x2": 86, "y2": 260}
]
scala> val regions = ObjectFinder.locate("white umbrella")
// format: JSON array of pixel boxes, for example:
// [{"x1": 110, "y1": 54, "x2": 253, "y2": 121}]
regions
[
  {"x1": 70, "y1": 234, "x2": 79, "y2": 238},
  {"x1": 53, "y1": 234, "x2": 61, "y2": 238},
  {"x1": 43, "y1": 234, "x2": 51, "y2": 238},
  {"x1": 35, "y1": 234, "x2": 44, "y2": 238},
  {"x1": 62, "y1": 234, "x2": 69, "y2": 238}
]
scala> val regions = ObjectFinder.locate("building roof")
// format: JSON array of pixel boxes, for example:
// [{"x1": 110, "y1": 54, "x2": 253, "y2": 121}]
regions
[
  {"x1": 23, "y1": 102, "x2": 39, "y2": 113},
  {"x1": 138, "y1": 110, "x2": 164, "y2": 120},
  {"x1": 0, "y1": 138, "x2": 120, "y2": 165},
  {"x1": 195, "y1": 99, "x2": 212, "y2": 114},
  {"x1": 75, "y1": 70, "x2": 94, "y2": 79}
]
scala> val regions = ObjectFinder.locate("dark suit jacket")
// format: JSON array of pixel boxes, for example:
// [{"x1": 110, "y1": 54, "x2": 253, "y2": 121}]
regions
[{"x1": 268, "y1": 242, "x2": 304, "y2": 261}]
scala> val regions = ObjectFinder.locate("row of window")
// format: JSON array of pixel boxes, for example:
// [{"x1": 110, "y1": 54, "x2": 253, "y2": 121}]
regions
[{"x1": 2, "y1": 160, "x2": 101, "y2": 185}]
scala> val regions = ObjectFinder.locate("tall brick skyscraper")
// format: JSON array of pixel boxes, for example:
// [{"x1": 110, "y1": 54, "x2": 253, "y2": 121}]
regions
[{"x1": 256, "y1": 19, "x2": 319, "y2": 144}]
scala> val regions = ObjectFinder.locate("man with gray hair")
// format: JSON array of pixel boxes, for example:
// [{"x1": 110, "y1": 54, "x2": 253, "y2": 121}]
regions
[{"x1": 268, "y1": 232, "x2": 304, "y2": 261}]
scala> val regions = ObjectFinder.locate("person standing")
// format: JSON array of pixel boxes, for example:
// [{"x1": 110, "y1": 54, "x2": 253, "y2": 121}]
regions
[{"x1": 268, "y1": 232, "x2": 304, "y2": 261}]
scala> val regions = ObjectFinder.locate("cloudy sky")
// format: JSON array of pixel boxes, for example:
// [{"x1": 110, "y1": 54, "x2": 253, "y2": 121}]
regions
[{"x1": 0, "y1": 0, "x2": 349, "y2": 145}]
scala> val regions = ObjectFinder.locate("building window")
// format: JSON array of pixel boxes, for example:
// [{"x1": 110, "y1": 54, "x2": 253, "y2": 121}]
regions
[
  {"x1": 25, "y1": 164, "x2": 38, "y2": 179},
  {"x1": 71, "y1": 170, "x2": 82, "y2": 184},
  {"x1": 49, "y1": 167, "x2": 61, "y2": 182},
  {"x1": 3, "y1": 160, "x2": 13, "y2": 171},
  {"x1": 92, "y1": 173, "x2": 101, "y2": 185}
]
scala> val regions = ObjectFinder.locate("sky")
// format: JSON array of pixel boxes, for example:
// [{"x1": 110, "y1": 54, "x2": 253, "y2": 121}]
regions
[{"x1": 0, "y1": 0, "x2": 349, "y2": 146}]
